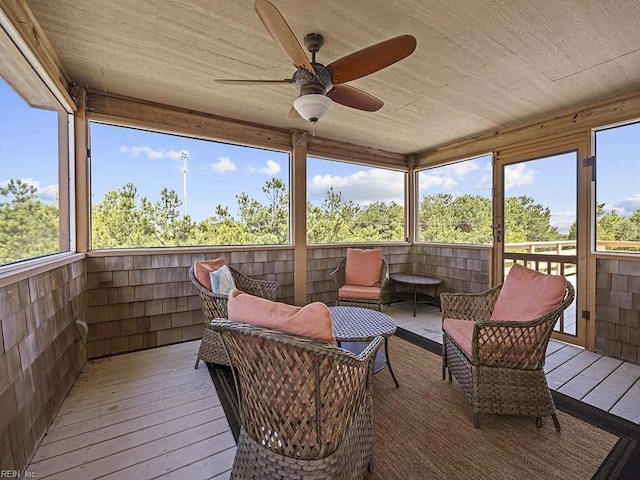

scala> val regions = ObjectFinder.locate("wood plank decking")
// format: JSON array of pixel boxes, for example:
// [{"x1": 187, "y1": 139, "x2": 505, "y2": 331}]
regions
[
  {"x1": 27, "y1": 341, "x2": 234, "y2": 480},
  {"x1": 26, "y1": 303, "x2": 639, "y2": 479}
]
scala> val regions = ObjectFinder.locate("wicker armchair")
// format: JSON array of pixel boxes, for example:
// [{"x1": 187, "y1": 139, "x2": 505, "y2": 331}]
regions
[
  {"x1": 441, "y1": 278, "x2": 575, "y2": 430},
  {"x1": 330, "y1": 257, "x2": 390, "y2": 310},
  {"x1": 211, "y1": 319, "x2": 382, "y2": 480},
  {"x1": 189, "y1": 265, "x2": 278, "y2": 368}
]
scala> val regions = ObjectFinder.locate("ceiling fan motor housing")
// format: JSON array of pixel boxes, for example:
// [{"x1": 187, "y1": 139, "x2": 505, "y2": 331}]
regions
[{"x1": 293, "y1": 63, "x2": 333, "y2": 95}]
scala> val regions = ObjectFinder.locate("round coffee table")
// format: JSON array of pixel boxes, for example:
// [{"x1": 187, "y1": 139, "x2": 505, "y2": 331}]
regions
[
  {"x1": 390, "y1": 273, "x2": 441, "y2": 317},
  {"x1": 329, "y1": 306, "x2": 399, "y2": 388}
]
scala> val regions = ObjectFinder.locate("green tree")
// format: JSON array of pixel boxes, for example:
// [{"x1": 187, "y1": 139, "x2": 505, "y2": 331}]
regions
[
  {"x1": 504, "y1": 195, "x2": 560, "y2": 243},
  {"x1": 196, "y1": 205, "x2": 249, "y2": 246},
  {"x1": 92, "y1": 183, "x2": 195, "y2": 248},
  {"x1": 0, "y1": 179, "x2": 58, "y2": 264},
  {"x1": 597, "y1": 211, "x2": 638, "y2": 242},
  {"x1": 307, "y1": 188, "x2": 361, "y2": 243},
  {"x1": 419, "y1": 193, "x2": 492, "y2": 244},
  {"x1": 236, "y1": 178, "x2": 289, "y2": 244},
  {"x1": 355, "y1": 201, "x2": 405, "y2": 241},
  {"x1": 140, "y1": 188, "x2": 195, "y2": 246}
]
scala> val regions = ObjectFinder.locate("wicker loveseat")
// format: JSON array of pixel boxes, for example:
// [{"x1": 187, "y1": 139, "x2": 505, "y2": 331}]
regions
[
  {"x1": 211, "y1": 319, "x2": 382, "y2": 480},
  {"x1": 441, "y1": 263, "x2": 575, "y2": 430},
  {"x1": 189, "y1": 263, "x2": 278, "y2": 367}
]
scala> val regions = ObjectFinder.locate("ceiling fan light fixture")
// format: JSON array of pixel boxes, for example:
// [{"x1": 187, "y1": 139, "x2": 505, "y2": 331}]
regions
[{"x1": 293, "y1": 94, "x2": 333, "y2": 123}]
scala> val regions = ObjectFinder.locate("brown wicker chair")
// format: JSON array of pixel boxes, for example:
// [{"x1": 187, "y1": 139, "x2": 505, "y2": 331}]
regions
[
  {"x1": 189, "y1": 264, "x2": 278, "y2": 368},
  {"x1": 330, "y1": 257, "x2": 390, "y2": 310},
  {"x1": 441, "y1": 279, "x2": 575, "y2": 430},
  {"x1": 211, "y1": 319, "x2": 382, "y2": 480}
]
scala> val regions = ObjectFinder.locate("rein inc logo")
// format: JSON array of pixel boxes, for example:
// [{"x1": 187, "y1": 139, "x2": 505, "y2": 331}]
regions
[{"x1": 0, "y1": 472, "x2": 37, "y2": 478}]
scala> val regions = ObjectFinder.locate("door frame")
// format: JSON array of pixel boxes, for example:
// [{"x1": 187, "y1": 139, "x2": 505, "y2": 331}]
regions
[{"x1": 492, "y1": 133, "x2": 593, "y2": 349}]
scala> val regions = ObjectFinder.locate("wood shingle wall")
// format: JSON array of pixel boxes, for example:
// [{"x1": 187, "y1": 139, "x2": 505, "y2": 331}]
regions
[
  {"x1": 411, "y1": 245, "x2": 491, "y2": 294},
  {"x1": 0, "y1": 259, "x2": 85, "y2": 472},
  {"x1": 84, "y1": 249, "x2": 293, "y2": 359},
  {"x1": 595, "y1": 258, "x2": 640, "y2": 364}
]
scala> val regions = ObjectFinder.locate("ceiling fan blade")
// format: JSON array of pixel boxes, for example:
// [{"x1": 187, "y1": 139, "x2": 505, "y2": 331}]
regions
[
  {"x1": 327, "y1": 35, "x2": 417, "y2": 84},
  {"x1": 215, "y1": 79, "x2": 293, "y2": 85},
  {"x1": 328, "y1": 84, "x2": 384, "y2": 112},
  {"x1": 254, "y1": 0, "x2": 315, "y2": 74}
]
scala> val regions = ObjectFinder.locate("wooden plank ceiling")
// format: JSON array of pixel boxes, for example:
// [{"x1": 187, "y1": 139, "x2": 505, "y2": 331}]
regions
[{"x1": 25, "y1": 0, "x2": 640, "y2": 155}]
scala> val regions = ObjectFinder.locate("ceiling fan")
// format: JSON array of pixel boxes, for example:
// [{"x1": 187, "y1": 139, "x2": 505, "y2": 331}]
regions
[{"x1": 215, "y1": 0, "x2": 417, "y2": 124}]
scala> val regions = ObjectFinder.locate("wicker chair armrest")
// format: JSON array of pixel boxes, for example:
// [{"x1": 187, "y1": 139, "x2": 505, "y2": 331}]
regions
[
  {"x1": 440, "y1": 285, "x2": 502, "y2": 322},
  {"x1": 472, "y1": 317, "x2": 554, "y2": 369},
  {"x1": 230, "y1": 267, "x2": 279, "y2": 301},
  {"x1": 330, "y1": 259, "x2": 347, "y2": 290}
]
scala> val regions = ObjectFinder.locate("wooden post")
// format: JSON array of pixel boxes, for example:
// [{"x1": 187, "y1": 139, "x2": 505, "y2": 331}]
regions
[
  {"x1": 292, "y1": 131, "x2": 308, "y2": 306},
  {"x1": 74, "y1": 88, "x2": 89, "y2": 253}
]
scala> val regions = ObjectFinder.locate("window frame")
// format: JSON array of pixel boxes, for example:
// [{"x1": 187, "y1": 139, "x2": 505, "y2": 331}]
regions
[
  {"x1": 0, "y1": 18, "x2": 75, "y2": 274},
  {"x1": 592, "y1": 118, "x2": 640, "y2": 257},
  {"x1": 305, "y1": 155, "x2": 409, "y2": 245},
  {"x1": 414, "y1": 153, "x2": 494, "y2": 246},
  {"x1": 87, "y1": 119, "x2": 293, "y2": 250}
]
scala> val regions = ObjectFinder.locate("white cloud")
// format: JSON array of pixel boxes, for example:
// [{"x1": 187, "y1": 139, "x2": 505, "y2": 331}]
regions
[
  {"x1": 551, "y1": 210, "x2": 576, "y2": 218},
  {"x1": 245, "y1": 159, "x2": 282, "y2": 176},
  {"x1": 437, "y1": 161, "x2": 480, "y2": 176},
  {"x1": 417, "y1": 161, "x2": 482, "y2": 192},
  {"x1": 607, "y1": 194, "x2": 640, "y2": 217},
  {"x1": 504, "y1": 163, "x2": 536, "y2": 190},
  {"x1": 1, "y1": 177, "x2": 58, "y2": 202},
  {"x1": 209, "y1": 156, "x2": 237, "y2": 173},
  {"x1": 308, "y1": 168, "x2": 405, "y2": 204},
  {"x1": 119, "y1": 145, "x2": 183, "y2": 160},
  {"x1": 475, "y1": 174, "x2": 492, "y2": 189},
  {"x1": 38, "y1": 184, "x2": 59, "y2": 201},
  {"x1": 418, "y1": 172, "x2": 458, "y2": 190}
]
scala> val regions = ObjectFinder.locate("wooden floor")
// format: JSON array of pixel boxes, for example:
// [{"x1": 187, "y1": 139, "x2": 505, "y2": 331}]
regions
[
  {"x1": 27, "y1": 341, "x2": 234, "y2": 480},
  {"x1": 390, "y1": 302, "x2": 640, "y2": 425},
  {"x1": 26, "y1": 303, "x2": 640, "y2": 479}
]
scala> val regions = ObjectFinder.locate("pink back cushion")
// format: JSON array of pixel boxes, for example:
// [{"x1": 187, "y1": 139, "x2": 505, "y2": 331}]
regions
[
  {"x1": 344, "y1": 248, "x2": 383, "y2": 287},
  {"x1": 228, "y1": 289, "x2": 336, "y2": 344},
  {"x1": 194, "y1": 258, "x2": 228, "y2": 291},
  {"x1": 491, "y1": 263, "x2": 567, "y2": 321}
]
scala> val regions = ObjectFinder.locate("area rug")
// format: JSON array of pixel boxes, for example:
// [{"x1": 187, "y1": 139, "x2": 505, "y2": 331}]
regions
[{"x1": 208, "y1": 330, "x2": 640, "y2": 479}]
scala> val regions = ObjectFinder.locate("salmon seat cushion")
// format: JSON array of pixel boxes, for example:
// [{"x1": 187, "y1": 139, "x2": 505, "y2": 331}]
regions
[
  {"x1": 344, "y1": 248, "x2": 383, "y2": 287},
  {"x1": 491, "y1": 263, "x2": 567, "y2": 322},
  {"x1": 194, "y1": 258, "x2": 228, "y2": 291},
  {"x1": 227, "y1": 289, "x2": 336, "y2": 344}
]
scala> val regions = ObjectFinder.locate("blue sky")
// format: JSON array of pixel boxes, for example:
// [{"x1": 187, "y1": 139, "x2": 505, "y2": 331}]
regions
[{"x1": 2, "y1": 79, "x2": 640, "y2": 233}]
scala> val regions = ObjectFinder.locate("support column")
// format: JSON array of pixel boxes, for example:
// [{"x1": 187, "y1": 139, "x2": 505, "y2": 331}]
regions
[
  {"x1": 292, "y1": 131, "x2": 308, "y2": 305},
  {"x1": 74, "y1": 87, "x2": 90, "y2": 253}
]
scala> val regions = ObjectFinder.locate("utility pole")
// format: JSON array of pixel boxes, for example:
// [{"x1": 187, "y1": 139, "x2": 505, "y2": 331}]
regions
[{"x1": 181, "y1": 151, "x2": 188, "y2": 216}]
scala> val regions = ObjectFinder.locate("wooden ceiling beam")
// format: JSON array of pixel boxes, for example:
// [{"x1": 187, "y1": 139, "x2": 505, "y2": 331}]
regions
[{"x1": 415, "y1": 88, "x2": 640, "y2": 167}]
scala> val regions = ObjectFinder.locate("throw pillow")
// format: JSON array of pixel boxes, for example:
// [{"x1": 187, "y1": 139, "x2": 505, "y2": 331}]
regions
[
  {"x1": 194, "y1": 258, "x2": 227, "y2": 291},
  {"x1": 491, "y1": 263, "x2": 567, "y2": 321},
  {"x1": 344, "y1": 248, "x2": 383, "y2": 287},
  {"x1": 227, "y1": 289, "x2": 336, "y2": 344},
  {"x1": 210, "y1": 265, "x2": 236, "y2": 295}
]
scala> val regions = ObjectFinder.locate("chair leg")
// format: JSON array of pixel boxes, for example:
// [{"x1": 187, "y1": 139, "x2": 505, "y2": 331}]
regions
[
  {"x1": 384, "y1": 337, "x2": 400, "y2": 388},
  {"x1": 535, "y1": 416, "x2": 542, "y2": 428},
  {"x1": 473, "y1": 412, "x2": 479, "y2": 428},
  {"x1": 552, "y1": 414, "x2": 561, "y2": 432},
  {"x1": 194, "y1": 357, "x2": 200, "y2": 369}
]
